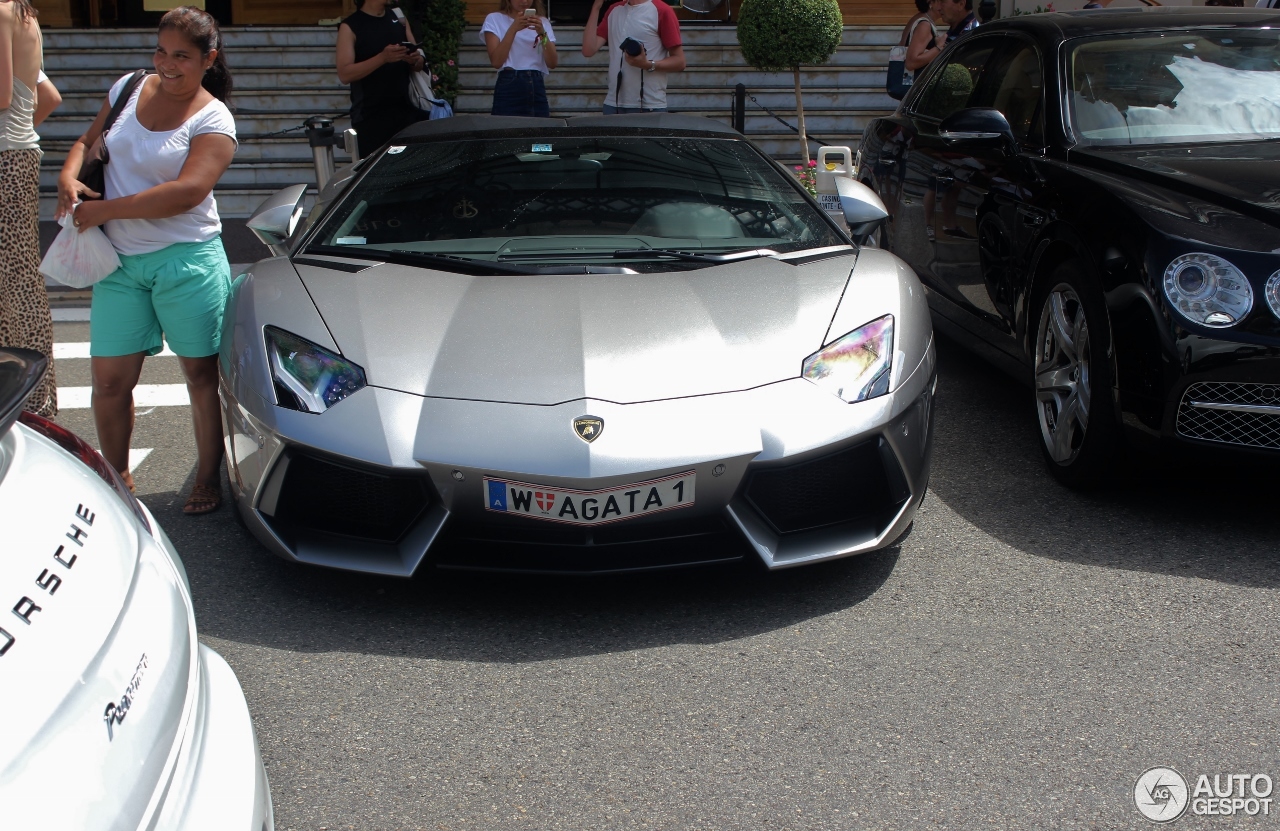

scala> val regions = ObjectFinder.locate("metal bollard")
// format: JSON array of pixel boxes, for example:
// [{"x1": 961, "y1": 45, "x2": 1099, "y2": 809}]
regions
[{"x1": 305, "y1": 116, "x2": 337, "y2": 191}]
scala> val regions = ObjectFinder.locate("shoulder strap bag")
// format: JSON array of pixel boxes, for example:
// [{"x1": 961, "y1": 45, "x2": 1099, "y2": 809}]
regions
[
  {"x1": 887, "y1": 18, "x2": 931, "y2": 101},
  {"x1": 391, "y1": 7, "x2": 452, "y2": 118},
  {"x1": 78, "y1": 69, "x2": 148, "y2": 199}
]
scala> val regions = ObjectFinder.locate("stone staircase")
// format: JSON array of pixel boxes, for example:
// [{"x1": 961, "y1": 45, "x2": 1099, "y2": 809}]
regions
[
  {"x1": 39, "y1": 23, "x2": 898, "y2": 224},
  {"x1": 456, "y1": 24, "x2": 900, "y2": 163},
  {"x1": 40, "y1": 26, "x2": 349, "y2": 223}
]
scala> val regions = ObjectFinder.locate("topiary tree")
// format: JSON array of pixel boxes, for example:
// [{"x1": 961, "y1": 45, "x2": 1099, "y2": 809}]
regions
[{"x1": 737, "y1": 0, "x2": 843, "y2": 165}]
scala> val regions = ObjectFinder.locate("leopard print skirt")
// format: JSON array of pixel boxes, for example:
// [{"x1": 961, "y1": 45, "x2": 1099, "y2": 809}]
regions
[{"x1": 0, "y1": 148, "x2": 56, "y2": 418}]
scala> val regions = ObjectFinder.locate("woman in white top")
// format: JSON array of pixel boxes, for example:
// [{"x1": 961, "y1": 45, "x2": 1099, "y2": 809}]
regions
[
  {"x1": 482, "y1": 0, "x2": 558, "y2": 117},
  {"x1": 55, "y1": 6, "x2": 237, "y2": 515},
  {"x1": 0, "y1": 0, "x2": 57, "y2": 417}
]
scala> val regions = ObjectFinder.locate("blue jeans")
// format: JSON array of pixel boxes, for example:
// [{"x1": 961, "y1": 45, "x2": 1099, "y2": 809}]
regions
[
  {"x1": 602, "y1": 104, "x2": 668, "y2": 114},
  {"x1": 491, "y1": 69, "x2": 551, "y2": 117}
]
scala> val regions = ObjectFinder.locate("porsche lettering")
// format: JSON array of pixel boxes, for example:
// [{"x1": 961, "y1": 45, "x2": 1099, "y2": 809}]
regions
[
  {"x1": 484, "y1": 472, "x2": 696, "y2": 527},
  {"x1": 1, "y1": 503, "x2": 96, "y2": 658}
]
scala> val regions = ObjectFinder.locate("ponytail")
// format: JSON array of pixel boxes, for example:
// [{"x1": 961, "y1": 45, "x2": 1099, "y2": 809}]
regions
[
  {"x1": 158, "y1": 6, "x2": 234, "y2": 104},
  {"x1": 203, "y1": 45, "x2": 233, "y2": 103}
]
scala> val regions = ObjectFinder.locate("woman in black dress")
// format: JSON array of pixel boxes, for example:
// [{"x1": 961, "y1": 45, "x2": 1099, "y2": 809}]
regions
[{"x1": 336, "y1": 0, "x2": 430, "y2": 158}]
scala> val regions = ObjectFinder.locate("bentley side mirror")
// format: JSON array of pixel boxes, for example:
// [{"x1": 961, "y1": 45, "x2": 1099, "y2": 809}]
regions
[
  {"x1": 246, "y1": 184, "x2": 308, "y2": 256},
  {"x1": 938, "y1": 107, "x2": 1017, "y2": 152},
  {"x1": 835, "y1": 177, "x2": 889, "y2": 239}
]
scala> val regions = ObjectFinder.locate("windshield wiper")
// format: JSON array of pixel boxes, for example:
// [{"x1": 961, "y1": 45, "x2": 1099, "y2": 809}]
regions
[
  {"x1": 612, "y1": 248, "x2": 782, "y2": 264},
  {"x1": 308, "y1": 246, "x2": 542, "y2": 276}
]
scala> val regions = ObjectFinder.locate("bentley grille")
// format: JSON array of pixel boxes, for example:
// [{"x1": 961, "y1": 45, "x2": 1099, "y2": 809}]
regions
[{"x1": 1176, "y1": 382, "x2": 1280, "y2": 450}]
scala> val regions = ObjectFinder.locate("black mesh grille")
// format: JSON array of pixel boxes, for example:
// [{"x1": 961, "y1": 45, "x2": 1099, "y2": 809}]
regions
[
  {"x1": 745, "y1": 440, "x2": 901, "y2": 535},
  {"x1": 1176, "y1": 382, "x2": 1280, "y2": 450},
  {"x1": 434, "y1": 515, "x2": 743, "y2": 573},
  {"x1": 272, "y1": 452, "x2": 431, "y2": 542}
]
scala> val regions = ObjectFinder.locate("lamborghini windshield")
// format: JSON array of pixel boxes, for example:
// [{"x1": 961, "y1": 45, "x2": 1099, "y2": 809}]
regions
[
  {"x1": 1068, "y1": 28, "x2": 1280, "y2": 146},
  {"x1": 305, "y1": 135, "x2": 845, "y2": 271}
]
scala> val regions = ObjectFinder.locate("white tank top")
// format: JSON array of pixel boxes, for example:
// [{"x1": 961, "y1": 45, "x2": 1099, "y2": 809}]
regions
[{"x1": 0, "y1": 76, "x2": 40, "y2": 153}]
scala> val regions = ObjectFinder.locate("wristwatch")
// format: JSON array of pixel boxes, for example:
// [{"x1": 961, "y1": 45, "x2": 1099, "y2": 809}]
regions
[{"x1": 647, "y1": 59, "x2": 657, "y2": 72}]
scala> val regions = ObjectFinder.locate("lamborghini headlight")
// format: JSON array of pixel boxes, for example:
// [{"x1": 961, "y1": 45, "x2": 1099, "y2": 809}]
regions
[
  {"x1": 265, "y1": 326, "x2": 366, "y2": 413},
  {"x1": 1266, "y1": 269, "x2": 1280, "y2": 321},
  {"x1": 802, "y1": 315, "x2": 894, "y2": 403},
  {"x1": 1162, "y1": 253, "x2": 1253, "y2": 328}
]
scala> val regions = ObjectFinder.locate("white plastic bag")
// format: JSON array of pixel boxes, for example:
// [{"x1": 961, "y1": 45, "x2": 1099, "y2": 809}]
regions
[{"x1": 39, "y1": 208, "x2": 121, "y2": 289}]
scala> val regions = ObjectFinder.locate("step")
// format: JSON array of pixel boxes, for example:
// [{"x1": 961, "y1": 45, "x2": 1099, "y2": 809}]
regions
[
  {"x1": 457, "y1": 47, "x2": 894, "y2": 73},
  {"x1": 43, "y1": 48, "x2": 338, "y2": 72},
  {"x1": 42, "y1": 26, "x2": 337, "y2": 50},
  {"x1": 463, "y1": 24, "x2": 901, "y2": 48},
  {"x1": 472, "y1": 69, "x2": 892, "y2": 92},
  {"x1": 38, "y1": 186, "x2": 319, "y2": 221},
  {"x1": 37, "y1": 111, "x2": 353, "y2": 141},
  {"x1": 52, "y1": 88, "x2": 351, "y2": 116},
  {"x1": 46, "y1": 67, "x2": 346, "y2": 92},
  {"x1": 455, "y1": 87, "x2": 894, "y2": 112}
]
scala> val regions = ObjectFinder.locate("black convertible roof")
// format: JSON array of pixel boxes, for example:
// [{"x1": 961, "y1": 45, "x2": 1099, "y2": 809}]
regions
[
  {"x1": 394, "y1": 113, "x2": 741, "y2": 142},
  {"x1": 979, "y1": 6, "x2": 1280, "y2": 39}
]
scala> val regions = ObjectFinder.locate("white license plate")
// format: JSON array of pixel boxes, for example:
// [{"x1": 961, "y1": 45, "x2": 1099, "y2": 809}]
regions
[{"x1": 482, "y1": 471, "x2": 696, "y2": 526}]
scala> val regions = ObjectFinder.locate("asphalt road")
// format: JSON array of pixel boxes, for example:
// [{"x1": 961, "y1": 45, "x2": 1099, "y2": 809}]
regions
[{"x1": 51, "y1": 318, "x2": 1280, "y2": 830}]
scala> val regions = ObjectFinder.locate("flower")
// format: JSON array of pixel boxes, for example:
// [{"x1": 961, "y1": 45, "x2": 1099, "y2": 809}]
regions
[
  {"x1": 794, "y1": 165, "x2": 803, "y2": 171},
  {"x1": 432, "y1": 74, "x2": 439, "y2": 81},
  {"x1": 447, "y1": 59, "x2": 455, "y2": 66},
  {"x1": 808, "y1": 159, "x2": 817, "y2": 168}
]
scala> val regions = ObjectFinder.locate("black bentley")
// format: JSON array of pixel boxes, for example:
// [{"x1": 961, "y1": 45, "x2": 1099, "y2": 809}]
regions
[{"x1": 857, "y1": 8, "x2": 1280, "y2": 485}]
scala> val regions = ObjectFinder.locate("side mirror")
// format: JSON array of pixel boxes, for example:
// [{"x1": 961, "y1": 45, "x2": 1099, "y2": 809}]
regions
[
  {"x1": 246, "y1": 184, "x2": 308, "y2": 256},
  {"x1": 834, "y1": 177, "x2": 889, "y2": 238},
  {"x1": 938, "y1": 107, "x2": 1017, "y2": 151}
]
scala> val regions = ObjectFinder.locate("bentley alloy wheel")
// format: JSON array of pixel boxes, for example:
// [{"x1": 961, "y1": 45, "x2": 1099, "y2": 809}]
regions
[{"x1": 1035, "y1": 282, "x2": 1091, "y2": 466}]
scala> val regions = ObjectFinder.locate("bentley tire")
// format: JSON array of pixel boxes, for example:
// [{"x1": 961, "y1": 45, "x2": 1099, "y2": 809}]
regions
[{"x1": 1032, "y1": 262, "x2": 1120, "y2": 488}]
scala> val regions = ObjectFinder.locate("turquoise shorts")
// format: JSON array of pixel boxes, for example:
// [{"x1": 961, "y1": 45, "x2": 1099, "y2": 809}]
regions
[{"x1": 90, "y1": 237, "x2": 231, "y2": 358}]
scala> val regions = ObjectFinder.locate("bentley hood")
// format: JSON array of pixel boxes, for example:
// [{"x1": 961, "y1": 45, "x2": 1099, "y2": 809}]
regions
[
  {"x1": 1074, "y1": 142, "x2": 1280, "y2": 227},
  {"x1": 295, "y1": 253, "x2": 860, "y2": 405}
]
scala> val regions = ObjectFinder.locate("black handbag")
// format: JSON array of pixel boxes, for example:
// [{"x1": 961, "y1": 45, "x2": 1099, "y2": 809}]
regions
[
  {"x1": 77, "y1": 69, "x2": 148, "y2": 198},
  {"x1": 887, "y1": 18, "x2": 932, "y2": 101}
]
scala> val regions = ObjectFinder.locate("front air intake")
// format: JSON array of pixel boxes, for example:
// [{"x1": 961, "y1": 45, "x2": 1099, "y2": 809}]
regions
[
  {"x1": 744, "y1": 440, "x2": 906, "y2": 535},
  {"x1": 270, "y1": 452, "x2": 431, "y2": 543}
]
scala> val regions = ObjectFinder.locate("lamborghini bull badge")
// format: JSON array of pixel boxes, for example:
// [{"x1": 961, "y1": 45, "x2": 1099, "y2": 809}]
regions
[{"x1": 573, "y1": 416, "x2": 604, "y2": 443}]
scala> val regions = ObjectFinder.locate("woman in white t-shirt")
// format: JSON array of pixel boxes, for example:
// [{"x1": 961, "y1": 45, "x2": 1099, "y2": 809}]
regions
[
  {"x1": 54, "y1": 6, "x2": 237, "y2": 516},
  {"x1": 482, "y1": 0, "x2": 558, "y2": 117}
]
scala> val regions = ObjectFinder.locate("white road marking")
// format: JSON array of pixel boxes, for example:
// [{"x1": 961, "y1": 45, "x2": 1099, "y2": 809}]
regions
[
  {"x1": 59, "y1": 384, "x2": 190, "y2": 409},
  {"x1": 128, "y1": 448, "x2": 153, "y2": 472},
  {"x1": 51, "y1": 308, "x2": 91, "y2": 322},
  {"x1": 54, "y1": 342, "x2": 177, "y2": 359}
]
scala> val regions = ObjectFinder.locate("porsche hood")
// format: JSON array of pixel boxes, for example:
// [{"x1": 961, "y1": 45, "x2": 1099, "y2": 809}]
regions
[{"x1": 293, "y1": 253, "x2": 860, "y2": 405}]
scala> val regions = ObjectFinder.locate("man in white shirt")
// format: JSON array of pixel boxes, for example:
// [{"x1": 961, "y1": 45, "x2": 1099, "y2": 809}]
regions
[{"x1": 582, "y1": 0, "x2": 686, "y2": 113}]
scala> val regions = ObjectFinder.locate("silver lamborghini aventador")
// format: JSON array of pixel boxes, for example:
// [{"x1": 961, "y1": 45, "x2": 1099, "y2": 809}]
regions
[{"x1": 220, "y1": 114, "x2": 936, "y2": 576}]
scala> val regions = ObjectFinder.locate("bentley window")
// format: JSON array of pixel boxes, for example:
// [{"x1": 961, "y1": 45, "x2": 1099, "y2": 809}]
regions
[
  {"x1": 985, "y1": 40, "x2": 1044, "y2": 145},
  {"x1": 306, "y1": 136, "x2": 846, "y2": 271},
  {"x1": 912, "y1": 38, "x2": 1000, "y2": 122},
  {"x1": 1069, "y1": 29, "x2": 1280, "y2": 145}
]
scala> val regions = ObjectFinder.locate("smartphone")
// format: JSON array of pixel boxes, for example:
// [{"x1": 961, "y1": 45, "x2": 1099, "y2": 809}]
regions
[{"x1": 523, "y1": 7, "x2": 536, "y2": 15}]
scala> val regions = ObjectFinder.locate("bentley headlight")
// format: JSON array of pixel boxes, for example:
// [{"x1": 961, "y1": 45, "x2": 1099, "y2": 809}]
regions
[
  {"x1": 802, "y1": 315, "x2": 894, "y2": 403},
  {"x1": 265, "y1": 326, "x2": 366, "y2": 413},
  {"x1": 1266, "y1": 269, "x2": 1280, "y2": 321},
  {"x1": 1162, "y1": 253, "x2": 1253, "y2": 328}
]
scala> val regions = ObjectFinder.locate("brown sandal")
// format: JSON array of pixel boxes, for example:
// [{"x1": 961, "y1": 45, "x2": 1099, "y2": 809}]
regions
[
  {"x1": 119, "y1": 470, "x2": 136, "y2": 495},
  {"x1": 183, "y1": 483, "x2": 222, "y2": 515}
]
